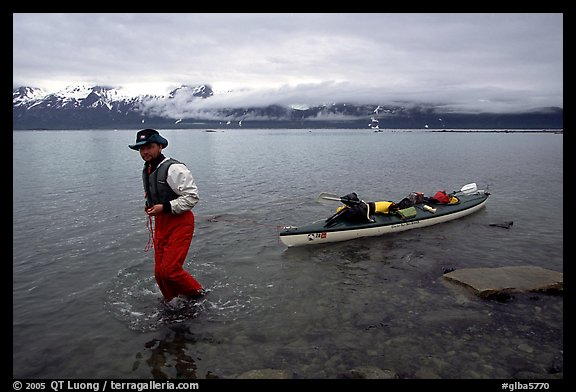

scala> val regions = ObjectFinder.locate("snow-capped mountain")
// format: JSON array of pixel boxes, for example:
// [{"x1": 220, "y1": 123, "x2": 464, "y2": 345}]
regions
[
  {"x1": 14, "y1": 85, "x2": 146, "y2": 110},
  {"x1": 168, "y1": 84, "x2": 214, "y2": 99},
  {"x1": 12, "y1": 87, "x2": 47, "y2": 107},
  {"x1": 12, "y1": 84, "x2": 563, "y2": 130}
]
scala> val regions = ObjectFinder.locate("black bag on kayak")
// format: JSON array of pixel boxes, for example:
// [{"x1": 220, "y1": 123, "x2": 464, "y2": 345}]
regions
[
  {"x1": 342, "y1": 202, "x2": 371, "y2": 223},
  {"x1": 325, "y1": 193, "x2": 373, "y2": 226},
  {"x1": 393, "y1": 197, "x2": 413, "y2": 210},
  {"x1": 392, "y1": 192, "x2": 424, "y2": 211},
  {"x1": 339, "y1": 192, "x2": 361, "y2": 207}
]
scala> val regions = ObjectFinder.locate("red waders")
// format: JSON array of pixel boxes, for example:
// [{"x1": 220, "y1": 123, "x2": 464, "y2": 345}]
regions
[{"x1": 153, "y1": 210, "x2": 203, "y2": 302}]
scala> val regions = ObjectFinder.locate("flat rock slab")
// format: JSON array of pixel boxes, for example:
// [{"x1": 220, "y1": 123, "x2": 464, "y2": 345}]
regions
[{"x1": 443, "y1": 266, "x2": 563, "y2": 298}]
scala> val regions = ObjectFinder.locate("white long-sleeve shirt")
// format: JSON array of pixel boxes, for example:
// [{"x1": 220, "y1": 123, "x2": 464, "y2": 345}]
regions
[{"x1": 160, "y1": 158, "x2": 199, "y2": 214}]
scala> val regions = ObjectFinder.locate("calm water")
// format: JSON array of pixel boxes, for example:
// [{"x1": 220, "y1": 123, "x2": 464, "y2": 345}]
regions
[{"x1": 13, "y1": 129, "x2": 563, "y2": 379}]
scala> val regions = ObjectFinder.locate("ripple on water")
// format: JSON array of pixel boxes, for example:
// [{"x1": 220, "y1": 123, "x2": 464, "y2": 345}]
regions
[{"x1": 104, "y1": 264, "x2": 261, "y2": 332}]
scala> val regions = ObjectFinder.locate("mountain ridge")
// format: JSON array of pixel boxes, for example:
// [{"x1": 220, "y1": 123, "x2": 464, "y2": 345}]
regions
[{"x1": 13, "y1": 84, "x2": 563, "y2": 130}]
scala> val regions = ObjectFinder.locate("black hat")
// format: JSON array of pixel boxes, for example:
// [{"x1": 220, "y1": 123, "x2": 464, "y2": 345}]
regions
[{"x1": 129, "y1": 129, "x2": 168, "y2": 150}]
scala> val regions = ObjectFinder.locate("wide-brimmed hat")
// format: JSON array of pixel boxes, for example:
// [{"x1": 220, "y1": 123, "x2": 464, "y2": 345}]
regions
[{"x1": 129, "y1": 129, "x2": 168, "y2": 150}]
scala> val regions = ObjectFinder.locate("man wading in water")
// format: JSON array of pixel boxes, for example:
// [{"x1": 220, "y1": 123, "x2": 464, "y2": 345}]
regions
[{"x1": 129, "y1": 129, "x2": 206, "y2": 303}]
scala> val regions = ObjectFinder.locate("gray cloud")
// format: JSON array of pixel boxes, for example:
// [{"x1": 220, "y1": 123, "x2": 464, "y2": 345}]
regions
[{"x1": 13, "y1": 13, "x2": 563, "y2": 113}]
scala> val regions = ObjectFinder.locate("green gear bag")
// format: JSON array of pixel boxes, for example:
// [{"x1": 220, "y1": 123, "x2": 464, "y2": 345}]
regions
[{"x1": 396, "y1": 206, "x2": 417, "y2": 219}]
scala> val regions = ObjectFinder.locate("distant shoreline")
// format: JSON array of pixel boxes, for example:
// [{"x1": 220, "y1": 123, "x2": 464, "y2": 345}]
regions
[
  {"x1": 13, "y1": 128, "x2": 564, "y2": 133},
  {"x1": 428, "y1": 129, "x2": 563, "y2": 133}
]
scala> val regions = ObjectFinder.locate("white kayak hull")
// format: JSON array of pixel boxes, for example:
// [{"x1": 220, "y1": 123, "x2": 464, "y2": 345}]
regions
[{"x1": 279, "y1": 192, "x2": 489, "y2": 247}]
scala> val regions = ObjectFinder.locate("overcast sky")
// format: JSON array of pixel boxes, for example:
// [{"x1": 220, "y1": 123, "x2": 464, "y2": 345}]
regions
[{"x1": 13, "y1": 13, "x2": 563, "y2": 113}]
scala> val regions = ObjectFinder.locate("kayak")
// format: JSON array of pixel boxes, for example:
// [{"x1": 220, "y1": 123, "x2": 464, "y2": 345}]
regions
[{"x1": 279, "y1": 184, "x2": 490, "y2": 247}]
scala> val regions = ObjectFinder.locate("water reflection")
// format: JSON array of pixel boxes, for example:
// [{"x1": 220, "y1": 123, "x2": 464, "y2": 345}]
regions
[{"x1": 133, "y1": 324, "x2": 199, "y2": 379}]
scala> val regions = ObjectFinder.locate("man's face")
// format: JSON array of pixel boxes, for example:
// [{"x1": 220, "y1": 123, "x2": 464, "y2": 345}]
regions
[{"x1": 138, "y1": 142, "x2": 162, "y2": 162}]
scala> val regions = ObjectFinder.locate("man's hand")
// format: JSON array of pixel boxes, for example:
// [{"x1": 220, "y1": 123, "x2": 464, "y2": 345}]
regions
[{"x1": 145, "y1": 204, "x2": 164, "y2": 216}]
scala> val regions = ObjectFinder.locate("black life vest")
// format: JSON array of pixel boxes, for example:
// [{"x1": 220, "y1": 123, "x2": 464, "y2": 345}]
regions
[{"x1": 142, "y1": 158, "x2": 180, "y2": 207}]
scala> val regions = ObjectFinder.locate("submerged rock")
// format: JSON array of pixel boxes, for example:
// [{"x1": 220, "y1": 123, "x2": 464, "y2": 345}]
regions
[
  {"x1": 337, "y1": 366, "x2": 397, "y2": 379},
  {"x1": 236, "y1": 369, "x2": 294, "y2": 379},
  {"x1": 443, "y1": 266, "x2": 562, "y2": 298},
  {"x1": 489, "y1": 221, "x2": 514, "y2": 229}
]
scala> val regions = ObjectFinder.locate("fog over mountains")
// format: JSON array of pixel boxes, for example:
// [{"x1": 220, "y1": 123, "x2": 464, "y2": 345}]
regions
[{"x1": 13, "y1": 84, "x2": 563, "y2": 130}]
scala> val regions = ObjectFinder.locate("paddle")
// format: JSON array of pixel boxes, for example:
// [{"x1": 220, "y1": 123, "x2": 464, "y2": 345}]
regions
[
  {"x1": 317, "y1": 192, "x2": 343, "y2": 204},
  {"x1": 317, "y1": 192, "x2": 363, "y2": 206},
  {"x1": 324, "y1": 206, "x2": 349, "y2": 227},
  {"x1": 452, "y1": 183, "x2": 478, "y2": 195},
  {"x1": 317, "y1": 193, "x2": 351, "y2": 226}
]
